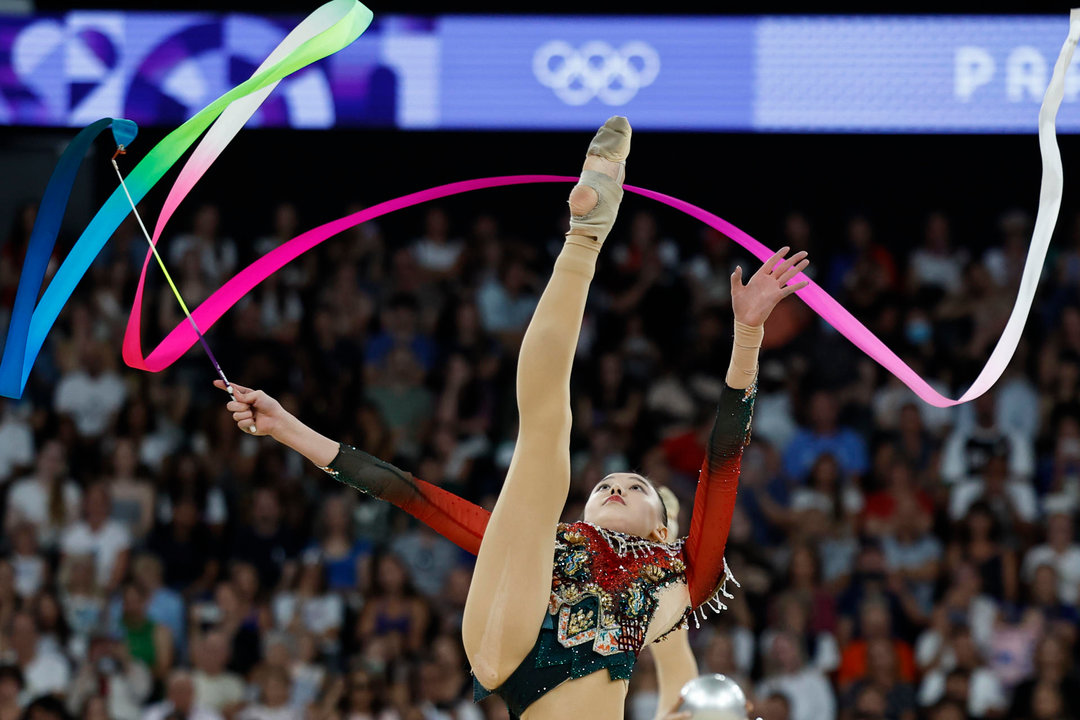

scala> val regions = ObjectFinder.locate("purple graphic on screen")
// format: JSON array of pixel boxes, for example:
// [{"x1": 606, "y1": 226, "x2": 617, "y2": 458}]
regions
[
  {"x1": 68, "y1": 29, "x2": 117, "y2": 111},
  {"x1": 76, "y1": 28, "x2": 116, "y2": 69},
  {"x1": 125, "y1": 22, "x2": 222, "y2": 125},
  {"x1": 0, "y1": 19, "x2": 51, "y2": 124}
]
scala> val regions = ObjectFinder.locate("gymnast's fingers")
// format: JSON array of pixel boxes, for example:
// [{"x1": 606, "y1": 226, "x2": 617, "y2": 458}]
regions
[
  {"x1": 226, "y1": 400, "x2": 249, "y2": 412},
  {"x1": 778, "y1": 258, "x2": 810, "y2": 285},
  {"x1": 762, "y1": 246, "x2": 789, "y2": 273},
  {"x1": 234, "y1": 387, "x2": 262, "y2": 404},
  {"x1": 773, "y1": 249, "x2": 808, "y2": 277},
  {"x1": 236, "y1": 417, "x2": 260, "y2": 433},
  {"x1": 781, "y1": 279, "x2": 810, "y2": 297},
  {"x1": 233, "y1": 410, "x2": 253, "y2": 423}
]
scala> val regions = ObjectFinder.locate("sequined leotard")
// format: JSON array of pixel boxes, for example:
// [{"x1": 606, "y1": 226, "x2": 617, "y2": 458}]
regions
[{"x1": 322, "y1": 382, "x2": 755, "y2": 718}]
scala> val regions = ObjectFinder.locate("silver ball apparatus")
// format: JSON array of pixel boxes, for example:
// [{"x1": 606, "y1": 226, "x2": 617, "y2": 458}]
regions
[{"x1": 677, "y1": 674, "x2": 750, "y2": 720}]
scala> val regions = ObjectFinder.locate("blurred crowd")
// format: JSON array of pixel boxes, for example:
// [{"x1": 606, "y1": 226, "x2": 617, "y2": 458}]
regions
[{"x1": 1, "y1": 194, "x2": 1080, "y2": 720}]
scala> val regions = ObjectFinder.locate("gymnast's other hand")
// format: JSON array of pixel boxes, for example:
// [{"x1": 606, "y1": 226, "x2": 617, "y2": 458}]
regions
[
  {"x1": 730, "y1": 246, "x2": 810, "y2": 327},
  {"x1": 214, "y1": 379, "x2": 286, "y2": 438}
]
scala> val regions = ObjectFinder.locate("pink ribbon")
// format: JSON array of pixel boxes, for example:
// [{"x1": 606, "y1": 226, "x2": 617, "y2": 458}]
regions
[{"x1": 116, "y1": 175, "x2": 1000, "y2": 408}]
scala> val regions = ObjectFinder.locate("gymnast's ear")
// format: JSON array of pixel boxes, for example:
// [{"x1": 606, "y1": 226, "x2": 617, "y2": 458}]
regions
[{"x1": 658, "y1": 486, "x2": 680, "y2": 539}]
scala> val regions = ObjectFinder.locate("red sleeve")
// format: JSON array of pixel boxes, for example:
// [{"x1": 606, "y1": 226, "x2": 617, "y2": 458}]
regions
[
  {"x1": 323, "y1": 444, "x2": 489, "y2": 555},
  {"x1": 683, "y1": 383, "x2": 756, "y2": 609}
]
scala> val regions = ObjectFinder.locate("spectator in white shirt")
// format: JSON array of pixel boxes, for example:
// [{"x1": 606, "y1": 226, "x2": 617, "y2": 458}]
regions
[
  {"x1": 0, "y1": 398, "x2": 34, "y2": 484},
  {"x1": 8, "y1": 612, "x2": 69, "y2": 704},
  {"x1": 10, "y1": 522, "x2": 45, "y2": 600},
  {"x1": 60, "y1": 482, "x2": 131, "y2": 595},
  {"x1": 756, "y1": 631, "x2": 836, "y2": 720},
  {"x1": 192, "y1": 632, "x2": 244, "y2": 716},
  {"x1": 5, "y1": 440, "x2": 81, "y2": 551},
  {"x1": 410, "y1": 207, "x2": 464, "y2": 280},
  {"x1": 1022, "y1": 511, "x2": 1080, "y2": 606},
  {"x1": 942, "y1": 392, "x2": 1034, "y2": 486},
  {"x1": 271, "y1": 558, "x2": 342, "y2": 649},
  {"x1": 66, "y1": 634, "x2": 151, "y2": 720},
  {"x1": 949, "y1": 454, "x2": 1038, "y2": 543},
  {"x1": 908, "y1": 212, "x2": 967, "y2": 296},
  {"x1": 142, "y1": 670, "x2": 223, "y2": 720},
  {"x1": 53, "y1": 342, "x2": 127, "y2": 440},
  {"x1": 918, "y1": 624, "x2": 1006, "y2": 718},
  {"x1": 237, "y1": 667, "x2": 301, "y2": 720}
]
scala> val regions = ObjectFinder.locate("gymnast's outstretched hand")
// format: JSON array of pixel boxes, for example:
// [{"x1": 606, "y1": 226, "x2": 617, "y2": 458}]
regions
[
  {"x1": 730, "y1": 246, "x2": 809, "y2": 327},
  {"x1": 214, "y1": 379, "x2": 338, "y2": 466},
  {"x1": 214, "y1": 379, "x2": 285, "y2": 437}
]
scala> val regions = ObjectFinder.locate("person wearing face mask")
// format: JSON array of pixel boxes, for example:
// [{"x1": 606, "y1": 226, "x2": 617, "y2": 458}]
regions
[{"x1": 216, "y1": 119, "x2": 810, "y2": 720}]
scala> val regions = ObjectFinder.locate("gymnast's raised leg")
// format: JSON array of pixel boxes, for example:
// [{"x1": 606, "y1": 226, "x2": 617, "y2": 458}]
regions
[{"x1": 461, "y1": 117, "x2": 630, "y2": 690}]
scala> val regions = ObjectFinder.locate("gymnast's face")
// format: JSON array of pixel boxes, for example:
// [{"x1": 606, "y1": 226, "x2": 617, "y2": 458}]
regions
[{"x1": 583, "y1": 473, "x2": 668, "y2": 543}]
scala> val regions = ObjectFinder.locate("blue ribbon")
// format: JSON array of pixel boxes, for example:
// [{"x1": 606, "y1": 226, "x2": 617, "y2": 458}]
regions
[{"x1": 0, "y1": 118, "x2": 137, "y2": 398}]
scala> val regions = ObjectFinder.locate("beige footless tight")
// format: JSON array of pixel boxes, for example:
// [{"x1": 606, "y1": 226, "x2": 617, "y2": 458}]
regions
[
  {"x1": 462, "y1": 237, "x2": 599, "y2": 690},
  {"x1": 461, "y1": 119, "x2": 630, "y2": 691}
]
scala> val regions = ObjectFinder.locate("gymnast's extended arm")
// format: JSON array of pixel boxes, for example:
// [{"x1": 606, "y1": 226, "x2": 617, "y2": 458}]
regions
[
  {"x1": 682, "y1": 249, "x2": 809, "y2": 610},
  {"x1": 215, "y1": 379, "x2": 490, "y2": 554}
]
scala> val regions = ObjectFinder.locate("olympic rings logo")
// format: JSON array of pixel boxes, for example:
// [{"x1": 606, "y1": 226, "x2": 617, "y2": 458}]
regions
[{"x1": 532, "y1": 40, "x2": 660, "y2": 106}]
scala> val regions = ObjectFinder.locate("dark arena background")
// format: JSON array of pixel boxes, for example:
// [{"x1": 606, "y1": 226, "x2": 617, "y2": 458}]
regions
[{"x1": 1, "y1": 0, "x2": 1079, "y2": 719}]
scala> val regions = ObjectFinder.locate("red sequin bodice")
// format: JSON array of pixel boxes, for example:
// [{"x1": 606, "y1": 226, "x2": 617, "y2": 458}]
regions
[{"x1": 548, "y1": 521, "x2": 688, "y2": 656}]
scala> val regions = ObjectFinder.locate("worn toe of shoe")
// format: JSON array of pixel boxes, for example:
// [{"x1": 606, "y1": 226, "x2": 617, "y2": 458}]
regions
[{"x1": 587, "y1": 116, "x2": 631, "y2": 163}]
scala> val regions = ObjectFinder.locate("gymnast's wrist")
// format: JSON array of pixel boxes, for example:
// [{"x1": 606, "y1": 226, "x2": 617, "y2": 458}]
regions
[
  {"x1": 733, "y1": 320, "x2": 764, "y2": 346},
  {"x1": 270, "y1": 412, "x2": 302, "y2": 446},
  {"x1": 726, "y1": 321, "x2": 763, "y2": 389},
  {"x1": 273, "y1": 415, "x2": 341, "y2": 468}
]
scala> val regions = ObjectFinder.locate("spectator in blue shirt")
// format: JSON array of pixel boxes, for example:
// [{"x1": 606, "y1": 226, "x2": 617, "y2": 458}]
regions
[
  {"x1": 363, "y1": 293, "x2": 437, "y2": 374},
  {"x1": 784, "y1": 390, "x2": 869, "y2": 483},
  {"x1": 307, "y1": 494, "x2": 372, "y2": 593}
]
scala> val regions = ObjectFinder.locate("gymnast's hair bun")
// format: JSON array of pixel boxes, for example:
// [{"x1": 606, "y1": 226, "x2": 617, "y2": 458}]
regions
[{"x1": 657, "y1": 486, "x2": 680, "y2": 539}]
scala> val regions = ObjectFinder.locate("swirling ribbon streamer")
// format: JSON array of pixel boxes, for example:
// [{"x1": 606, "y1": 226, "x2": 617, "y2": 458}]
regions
[
  {"x1": 0, "y1": 119, "x2": 137, "y2": 397},
  {"x1": 0, "y1": 0, "x2": 373, "y2": 398},
  {"x1": 3, "y1": 8, "x2": 1078, "y2": 409}
]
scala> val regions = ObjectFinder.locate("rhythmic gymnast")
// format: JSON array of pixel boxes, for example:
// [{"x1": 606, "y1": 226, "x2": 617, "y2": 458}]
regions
[{"x1": 218, "y1": 117, "x2": 809, "y2": 720}]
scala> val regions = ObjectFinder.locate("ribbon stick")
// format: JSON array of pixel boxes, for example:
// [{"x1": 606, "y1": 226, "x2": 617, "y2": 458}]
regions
[{"x1": 109, "y1": 155, "x2": 236, "y2": 389}]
